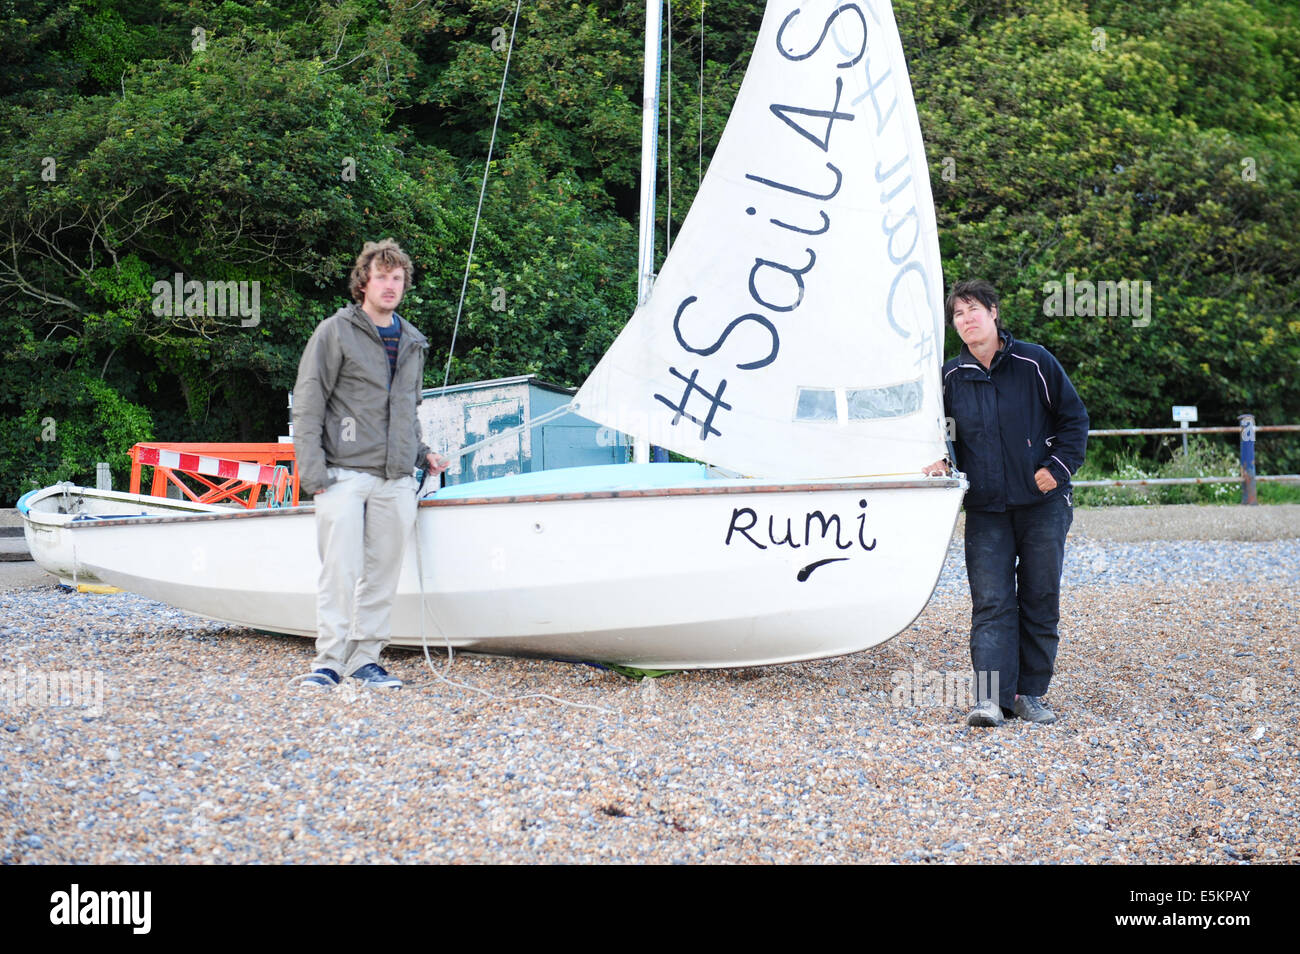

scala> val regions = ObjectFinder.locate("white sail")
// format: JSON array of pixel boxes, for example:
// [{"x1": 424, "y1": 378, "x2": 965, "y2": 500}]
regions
[{"x1": 575, "y1": 0, "x2": 947, "y2": 477}]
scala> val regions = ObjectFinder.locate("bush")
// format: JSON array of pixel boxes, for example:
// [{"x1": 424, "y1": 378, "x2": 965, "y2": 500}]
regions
[
  {"x1": 1155, "y1": 438, "x2": 1240, "y2": 504},
  {"x1": 3, "y1": 375, "x2": 154, "y2": 500},
  {"x1": 1075, "y1": 448, "x2": 1161, "y2": 506},
  {"x1": 1075, "y1": 436, "x2": 1243, "y2": 506}
]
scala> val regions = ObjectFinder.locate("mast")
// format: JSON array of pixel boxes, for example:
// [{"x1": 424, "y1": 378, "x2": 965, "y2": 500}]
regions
[
  {"x1": 637, "y1": 0, "x2": 662, "y2": 305},
  {"x1": 633, "y1": 0, "x2": 663, "y2": 465}
]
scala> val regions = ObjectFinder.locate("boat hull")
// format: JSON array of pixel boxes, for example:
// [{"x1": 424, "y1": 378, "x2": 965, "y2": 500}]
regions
[
  {"x1": 21, "y1": 470, "x2": 964, "y2": 668},
  {"x1": 18, "y1": 485, "x2": 230, "y2": 586}
]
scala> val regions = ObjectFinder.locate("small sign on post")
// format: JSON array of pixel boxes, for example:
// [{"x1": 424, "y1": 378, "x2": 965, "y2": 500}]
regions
[
  {"x1": 1172, "y1": 405, "x2": 1197, "y2": 457},
  {"x1": 1239, "y1": 414, "x2": 1257, "y2": 505}
]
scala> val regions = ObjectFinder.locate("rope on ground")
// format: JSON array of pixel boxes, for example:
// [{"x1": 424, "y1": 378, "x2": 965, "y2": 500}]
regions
[{"x1": 412, "y1": 481, "x2": 614, "y2": 715}]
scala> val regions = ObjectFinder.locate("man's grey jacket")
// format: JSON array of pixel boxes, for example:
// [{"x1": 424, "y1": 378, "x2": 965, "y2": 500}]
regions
[{"x1": 293, "y1": 303, "x2": 431, "y2": 495}]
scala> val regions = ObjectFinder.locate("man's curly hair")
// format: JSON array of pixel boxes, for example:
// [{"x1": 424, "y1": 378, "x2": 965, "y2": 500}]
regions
[{"x1": 349, "y1": 238, "x2": 414, "y2": 303}]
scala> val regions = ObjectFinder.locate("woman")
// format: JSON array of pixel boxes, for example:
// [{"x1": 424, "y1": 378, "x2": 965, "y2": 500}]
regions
[{"x1": 924, "y1": 279, "x2": 1089, "y2": 726}]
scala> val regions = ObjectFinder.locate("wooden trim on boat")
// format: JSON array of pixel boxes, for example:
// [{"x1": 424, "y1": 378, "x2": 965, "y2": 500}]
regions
[
  {"x1": 31, "y1": 477, "x2": 965, "y2": 529},
  {"x1": 419, "y1": 477, "x2": 964, "y2": 507}
]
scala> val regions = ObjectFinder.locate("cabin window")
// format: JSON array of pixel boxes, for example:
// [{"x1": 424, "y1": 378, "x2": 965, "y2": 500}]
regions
[
  {"x1": 846, "y1": 380, "x2": 923, "y2": 420},
  {"x1": 794, "y1": 388, "x2": 838, "y2": 421}
]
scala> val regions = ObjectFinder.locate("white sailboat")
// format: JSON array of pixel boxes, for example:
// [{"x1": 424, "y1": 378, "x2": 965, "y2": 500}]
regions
[{"x1": 20, "y1": 0, "x2": 965, "y2": 669}]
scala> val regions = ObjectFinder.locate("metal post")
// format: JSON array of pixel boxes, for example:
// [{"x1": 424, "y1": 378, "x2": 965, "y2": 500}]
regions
[
  {"x1": 637, "y1": 0, "x2": 662, "y2": 309},
  {"x1": 1239, "y1": 413, "x2": 1256, "y2": 505},
  {"x1": 633, "y1": 0, "x2": 663, "y2": 466}
]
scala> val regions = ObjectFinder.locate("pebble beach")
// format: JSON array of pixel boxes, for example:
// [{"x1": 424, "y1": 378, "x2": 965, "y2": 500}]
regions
[{"x1": 2, "y1": 504, "x2": 1297, "y2": 865}]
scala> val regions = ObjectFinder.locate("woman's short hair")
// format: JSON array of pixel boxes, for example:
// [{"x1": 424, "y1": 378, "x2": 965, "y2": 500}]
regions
[{"x1": 944, "y1": 279, "x2": 1002, "y2": 329}]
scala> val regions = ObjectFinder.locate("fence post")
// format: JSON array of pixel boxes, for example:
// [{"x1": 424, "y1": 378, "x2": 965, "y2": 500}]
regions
[{"x1": 1239, "y1": 413, "x2": 1256, "y2": 505}]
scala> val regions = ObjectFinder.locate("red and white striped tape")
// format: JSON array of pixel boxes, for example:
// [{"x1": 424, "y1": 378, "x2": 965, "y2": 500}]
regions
[{"x1": 137, "y1": 447, "x2": 279, "y2": 485}]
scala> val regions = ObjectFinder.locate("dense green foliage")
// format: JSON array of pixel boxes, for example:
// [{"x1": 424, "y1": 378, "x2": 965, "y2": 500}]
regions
[
  {"x1": 913, "y1": 0, "x2": 1300, "y2": 474},
  {"x1": 2, "y1": 0, "x2": 1298, "y2": 499}
]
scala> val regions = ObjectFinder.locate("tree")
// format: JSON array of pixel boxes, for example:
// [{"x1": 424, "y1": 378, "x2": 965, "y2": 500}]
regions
[{"x1": 2, "y1": 0, "x2": 1297, "y2": 499}]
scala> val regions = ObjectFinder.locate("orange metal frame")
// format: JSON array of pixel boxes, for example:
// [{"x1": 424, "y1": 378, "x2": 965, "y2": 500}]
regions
[{"x1": 129, "y1": 442, "x2": 300, "y2": 508}]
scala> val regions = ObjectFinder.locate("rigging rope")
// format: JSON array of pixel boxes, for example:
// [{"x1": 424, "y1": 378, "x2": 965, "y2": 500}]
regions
[
  {"x1": 450, "y1": 402, "x2": 575, "y2": 461},
  {"x1": 665, "y1": 0, "x2": 673, "y2": 254},
  {"x1": 441, "y1": 0, "x2": 525, "y2": 395},
  {"x1": 698, "y1": 1, "x2": 704, "y2": 188},
  {"x1": 419, "y1": 2, "x2": 613, "y2": 714}
]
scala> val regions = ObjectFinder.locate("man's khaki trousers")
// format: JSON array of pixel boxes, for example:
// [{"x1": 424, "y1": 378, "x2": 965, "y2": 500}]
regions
[{"x1": 312, "y1": 467, "x2": 417, "y2": 675}]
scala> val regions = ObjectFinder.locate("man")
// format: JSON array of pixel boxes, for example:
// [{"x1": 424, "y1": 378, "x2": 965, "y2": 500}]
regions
[
  {"x1": 924, "y1": 279, "x2": 1088, "y2": 726},
  {"x1": 292, "y1": 239, "x2": 448, "y2": 689}
]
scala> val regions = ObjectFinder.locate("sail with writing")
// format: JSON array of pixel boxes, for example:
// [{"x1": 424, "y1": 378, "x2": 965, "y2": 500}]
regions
[{"x1": 575, "y1": 0, "x2": 946, "y2": 478}]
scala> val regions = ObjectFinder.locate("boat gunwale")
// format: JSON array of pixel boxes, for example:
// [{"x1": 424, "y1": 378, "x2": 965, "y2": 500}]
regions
[
  {"x1": 421, "y1": 476, "x2": 965, "y2": 506},
  {"x1": 23, "y1": 477, "x2": 966, "y2": 529},
  {"x1": 17, "y1": 484, "x2": 232, "y2": 517}
]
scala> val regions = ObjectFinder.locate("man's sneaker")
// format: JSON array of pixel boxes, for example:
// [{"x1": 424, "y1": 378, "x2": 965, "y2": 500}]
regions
[
  {"x1": 299, "y1": 668, "x2": 339, "y2": 689},
  {"x1": 966, "y1": 699, "x2": 1004, "y2": 727},
  {"x1": 1014, "y1": 694, "x2": 1058, "y2": 724},
  {"x1": 351, "y1": 663, "x2": 402, "y2": 689}
]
